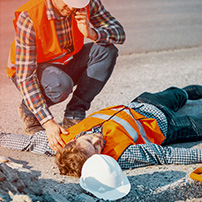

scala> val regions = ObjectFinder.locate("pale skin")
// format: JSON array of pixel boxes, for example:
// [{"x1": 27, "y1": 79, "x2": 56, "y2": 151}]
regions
[
  {"x1": 43, "y1": 0, "x2": 98, "y2": 151},
  {"x1": 75, "y1": 133, "x2": 104, "y2": 157}
]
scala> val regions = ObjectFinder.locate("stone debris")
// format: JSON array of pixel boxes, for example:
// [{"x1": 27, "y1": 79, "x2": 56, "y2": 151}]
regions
[
  {"x1": 0, "y1": 156, "x2": 202, "y2": 202},
  {"x1": 74, "y1": 193, "x2": 96, "y2": 202},
  {"x1": 0, "y1": 159, "x2": 80, "y2": 202},
  {"x1": 43, "y1": 188, "x2": 70, "y2": 202},
  {"x1": 0, "y1": 157, "x2": 9, "y2": 163},
  {"x1": 0, "y1": 162, "x2": 42, "y2": 201},
  {"x1": 0, "y1": 171, "x2": 6, "y2": 182},
  {"x1": 8, "y1": 191, "x2": 32, "y2": 202}
]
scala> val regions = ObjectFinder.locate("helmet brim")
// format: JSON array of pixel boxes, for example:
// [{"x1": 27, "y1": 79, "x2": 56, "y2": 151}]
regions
[
  {"x1": 80, "y1": 172, "x2": 131, "y2": 200},
  {"x1": 62, "y1": 0, "x2": 90, "y2": 8}
]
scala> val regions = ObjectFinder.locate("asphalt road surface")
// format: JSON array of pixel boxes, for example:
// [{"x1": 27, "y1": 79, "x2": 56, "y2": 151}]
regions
[
  {"x1": 1, "y1": 0, "x2": 202, "y2": 65},
  {"x1": 102, "y1": 0, "x2": 202, "y2": 55}
]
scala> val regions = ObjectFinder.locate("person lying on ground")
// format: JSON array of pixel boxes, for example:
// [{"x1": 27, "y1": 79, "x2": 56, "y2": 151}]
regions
[{"x1": 1, "y1": 85, "x2": 202, "y2": 177}]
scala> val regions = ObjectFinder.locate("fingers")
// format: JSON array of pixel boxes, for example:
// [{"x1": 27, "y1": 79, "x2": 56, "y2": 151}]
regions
[
  {"x1": 47, "y1": 128, "x2": 67, "y2": 151},
  {"x1": 56, "y1": 133, "x2": 66, "y2": 148},
  {"x1": 48, "y1": 134, "x2": 66, "y2": 151},
  {"x1": 74, "y1": 9, "x2": 87, "y2": 20},
  {"x1": 60, "y1": 126, "x2": 68, "y2": 135},
  {"x1": 48, "y1": 137, "x2": 62, "y2": 151},
  {"x1": 74, "y1": 16, "x2": 87, "y2": 22},
  {"x1": 44, "y1": 120, "x2": 68, "y2": 151},
  {"x1": 48, "y1": 136, "x2": 63, "y2": 151}
]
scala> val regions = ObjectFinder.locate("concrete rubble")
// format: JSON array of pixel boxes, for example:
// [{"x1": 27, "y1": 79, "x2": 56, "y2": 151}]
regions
[
  {"x1": 0, "y1": 157, "x2": 202, "y2": 202},
  {"x1": 0, "y1": 159, "x2": 96, "y2": 202},
  {"x1": 0, "y1": 161, "x2": 43, "y2": 202}
]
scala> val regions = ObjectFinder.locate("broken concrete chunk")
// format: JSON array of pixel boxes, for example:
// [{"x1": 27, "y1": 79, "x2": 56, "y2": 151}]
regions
[
  {"x1": 0, "y1": 171, "x2": 6, "y2": 182},
  {"x1": 0, "y1": 156, "x2": 9, "y2": 163},
  {"x1": 8, "y1": 191, "x2": 32, "y2": 202},
  {"x1": 0, "y1": 163, "x2": 19, "y2": 182},
  {"x1": 74, "y1": 193, "x2": 96, "y2": 202}
]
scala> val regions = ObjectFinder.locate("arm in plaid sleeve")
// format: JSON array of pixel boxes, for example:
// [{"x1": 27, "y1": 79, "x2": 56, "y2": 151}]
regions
[
  {"x1": 89, "y1": 0, "x2": 126, "y2": 45},
  {"x1": 15, "y1": 11, "x2": 53, "y2": 125},
  {"x1": 0, "y1": 132, "x2": 55, "y2": 156},
  {"x1": 117, "y1": 143, "x2": 202, "y2": 169}
]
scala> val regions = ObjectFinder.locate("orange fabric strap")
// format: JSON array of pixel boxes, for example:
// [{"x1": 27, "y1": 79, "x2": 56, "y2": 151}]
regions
[{"x1": 190, "y1": 166, "x2": 202, "y2": 182}]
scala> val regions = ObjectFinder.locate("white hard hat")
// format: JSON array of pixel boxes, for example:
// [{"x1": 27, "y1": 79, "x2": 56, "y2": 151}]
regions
[
  {"x1": 80, "y1": 154, "x2": 131, "y2": 200},
  {"x1": 62, "y1": 0, "x2": 90, "y2": 8}
]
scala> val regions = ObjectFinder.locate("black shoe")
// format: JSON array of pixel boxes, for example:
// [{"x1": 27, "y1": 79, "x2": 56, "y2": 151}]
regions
[{"x1": 183, "y1": 85, "x2": 202, "y2": 100}]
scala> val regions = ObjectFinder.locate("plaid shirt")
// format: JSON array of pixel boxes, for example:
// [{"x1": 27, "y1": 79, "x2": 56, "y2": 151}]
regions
[
  {"x1": 15, "y1": 0, "x2": 126, "y2": 124},
  {"x1": 127, "y1": 102, "x2": 168, "y2": 137},
  {"x1": 1, "y1": 103, "x2": 202, "y2": 169},
  {"x1": 1, "y1": 131, "x2": 202, "y2": 169}
]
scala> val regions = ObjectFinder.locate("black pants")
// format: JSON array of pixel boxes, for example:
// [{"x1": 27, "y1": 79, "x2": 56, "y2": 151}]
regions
[
  {"x1": 133, "y1": 87, "x2": 202, "y2": 145},
  {"x1": 13, "y1": 43, "x2": 118, "y2": 119}
]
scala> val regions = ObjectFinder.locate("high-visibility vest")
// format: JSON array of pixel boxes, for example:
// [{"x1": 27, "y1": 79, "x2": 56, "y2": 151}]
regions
[
  {"x1": 7, "y1": 0, "x2": 88, "y2": 78},
  {"x1": 61, "y1": 105, "x2": 165, "y2": 160}
]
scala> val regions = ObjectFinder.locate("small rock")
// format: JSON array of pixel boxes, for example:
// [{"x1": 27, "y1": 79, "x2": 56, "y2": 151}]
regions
[
  {"x1": 8, "y1": 191, "x2": 32, "y2": 202},
  {"x1": 0, "y1": 171, "x2": 6, "y2": 182},
  {"x1": 0, "y1": 163, "x2": 19, "y2": 182},
  {"x1": 15, "y1": 178, "x2": 26, "y2": 192},
  {"x1": 0, "y1": 156, "x2": 9, "y2": 163},
  {"x1": 74, "y1": 193, "x2": 96, "y2": 202},
  {"x1": 44, "y1": 187, "x2": 69, "y2": 202}
]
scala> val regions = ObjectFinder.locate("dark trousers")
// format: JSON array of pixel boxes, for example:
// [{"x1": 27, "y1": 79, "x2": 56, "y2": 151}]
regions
[
  {"x1": 14, "y1": 43, "x2": 118, "y2": 119},
  {"x1": 133, "y1": 87, "x2": 202, "y2": 145}
]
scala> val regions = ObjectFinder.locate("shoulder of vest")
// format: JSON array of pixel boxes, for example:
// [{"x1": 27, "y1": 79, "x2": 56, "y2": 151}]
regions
[
  {"x1": 16, "y1": 0, "x2": 46, "y2": 12},
  {"x1": 15, "y1": 0, "x2": 48, "y2": 29}
]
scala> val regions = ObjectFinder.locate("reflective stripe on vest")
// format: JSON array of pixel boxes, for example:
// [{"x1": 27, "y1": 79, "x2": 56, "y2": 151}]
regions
[
  {"x1": 89, "y1": 108, "x2": 152, "y2": 144},
  {"x1": 112, "y1": 107, "x2": 152, "y2": 143},
  {"x1": 90, "y1": 113, "x2": 139, "y2": 142}
]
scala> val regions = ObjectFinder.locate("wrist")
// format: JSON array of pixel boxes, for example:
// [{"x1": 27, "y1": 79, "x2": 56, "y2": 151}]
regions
[
  {"x1": 88, "y1": 28, "x2": 98, "y2": 41},
  {"x1": 42, "y1": 119, "x2": 54, "y2": 129}
]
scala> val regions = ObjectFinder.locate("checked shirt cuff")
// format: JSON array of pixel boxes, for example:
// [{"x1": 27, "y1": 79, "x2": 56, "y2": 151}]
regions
[
  {"x1": 34, "y1": 106, "x2": 54, "y2": 125},
  {"x1": 92, "y1": 28, "x2": 107, "y2": 45}
]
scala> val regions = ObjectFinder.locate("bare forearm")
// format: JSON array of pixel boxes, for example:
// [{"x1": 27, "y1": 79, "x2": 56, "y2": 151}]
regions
[{"x1": 86, "y1": 27, "x2": 98, "y2": 41}]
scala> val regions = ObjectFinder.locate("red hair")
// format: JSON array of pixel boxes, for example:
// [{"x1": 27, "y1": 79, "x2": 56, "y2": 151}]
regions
[{"x1": 55, "y1": 140, "x2": 87, "y2": 177}]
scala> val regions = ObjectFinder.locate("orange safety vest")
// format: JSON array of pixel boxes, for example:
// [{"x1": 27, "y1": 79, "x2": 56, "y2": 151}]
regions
[
  {"x1": 61, "y1": 105, "x2": 165, "y2": 160},
  {"x1": 7, "y1": 0, "x2": 88, "y2": 78}
]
